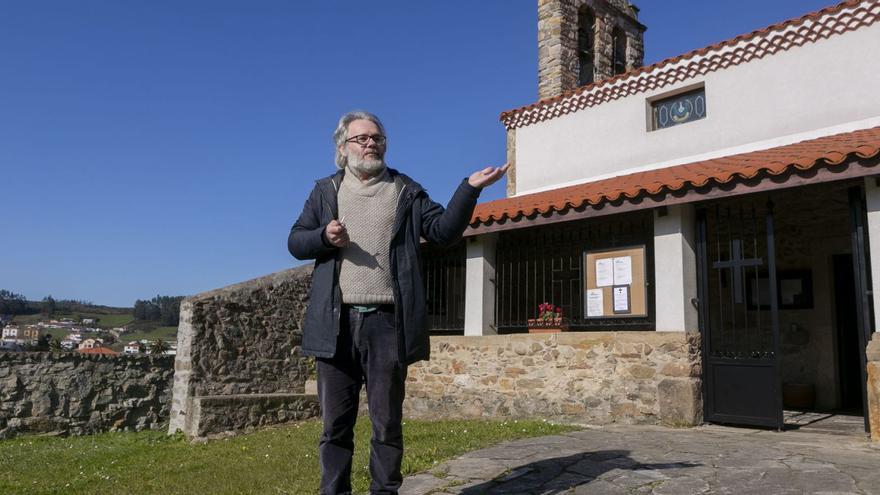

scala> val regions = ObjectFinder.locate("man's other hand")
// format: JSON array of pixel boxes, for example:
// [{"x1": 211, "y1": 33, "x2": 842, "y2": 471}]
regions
[
  {"x1": 467, "y1": 163, "x2": 510, "y2": 189},
  {"x1": 324, "y1": 219, "x2": 350, "y2": 247}
]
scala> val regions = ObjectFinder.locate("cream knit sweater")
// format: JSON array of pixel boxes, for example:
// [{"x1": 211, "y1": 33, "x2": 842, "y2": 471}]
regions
[{"x1": 337, "y1": 168, "x2": 398, "y2": 304}]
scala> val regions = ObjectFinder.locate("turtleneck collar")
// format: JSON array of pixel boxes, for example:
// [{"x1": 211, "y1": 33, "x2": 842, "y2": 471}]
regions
[
  {"x1": 341, "y1": 166, "x2": 391, "y2": 197},
  {"x1": 345, "y1": 165, "x2": 388, "y2": 186}
]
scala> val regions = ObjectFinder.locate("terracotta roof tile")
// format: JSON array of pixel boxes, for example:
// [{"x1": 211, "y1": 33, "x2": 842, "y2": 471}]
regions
[
  {"x1": 501, "y1": 0, "x2": 880, "y2": 129},
  {"x1": 471, "y1": 127, "x2": 880, "y2": 226},
  {"x1": 76, "y1": 347, "x2": 120, "y2": 355}
]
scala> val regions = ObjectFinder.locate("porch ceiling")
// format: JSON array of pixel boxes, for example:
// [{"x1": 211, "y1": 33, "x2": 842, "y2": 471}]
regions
[{"x1": 467, "y1": 126, "x2": 880, "y2": 236}]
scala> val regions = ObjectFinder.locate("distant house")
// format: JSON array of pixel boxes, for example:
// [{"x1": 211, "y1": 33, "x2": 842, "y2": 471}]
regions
[
  {"x1": 77, "y1": 347, "x2": 119, "y2": 356},
  {"x1": 78, "y1": 338, "x2": 99, "y2": 350},
  {"x1": 123, "y1": 342, "x2": 143, "y2": 354},
  {"x1": 20, "y1": 326, "x2": 42, "y2": 346},
  {"x1": 68, "y1": 333, "x2": 83, "y2": 343},
  {"x1": 1, "y1": 326, "x2": 20, "y2": 341},
  {"x1": 22, "y1": 326, "x2": 41, "y2": 340},
  {"x1": 82, "y1": 318, "x2": 96, "y2": 325},
  {"x1": 60, "y1": 339, "x2": 76, "y2": 350}
]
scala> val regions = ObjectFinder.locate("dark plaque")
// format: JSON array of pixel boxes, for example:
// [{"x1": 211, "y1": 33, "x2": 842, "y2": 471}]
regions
[{"x1": 652, "y1": 88, "x2": 706, "y2": 130}]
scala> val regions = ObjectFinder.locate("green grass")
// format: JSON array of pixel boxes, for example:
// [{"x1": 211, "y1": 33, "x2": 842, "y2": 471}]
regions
[
  {"x1": 11, "y1": 313, "x2": 133, "y2": 329},
  {"x1": 111, "y1": 326, "x2": 178, "y2": 351},
  {"x1": 86, "y1": 313, "x2": 134, "y2": 329},
  {"x1": 0, "y1": 418, "x2": 578, "y2": 494},
  {"x1": 9, "y1": 314, "x2": 43, "y2": 325}
]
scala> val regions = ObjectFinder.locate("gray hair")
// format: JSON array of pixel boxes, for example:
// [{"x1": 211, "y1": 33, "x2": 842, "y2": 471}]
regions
[{"x1": 333, "y1": 110, "x2": 387, "y2": 169}]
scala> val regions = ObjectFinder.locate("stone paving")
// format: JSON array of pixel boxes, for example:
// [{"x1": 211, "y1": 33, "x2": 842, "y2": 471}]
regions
[{"x1": 400, "y1": 422, "x2": 880, "y2": 494}]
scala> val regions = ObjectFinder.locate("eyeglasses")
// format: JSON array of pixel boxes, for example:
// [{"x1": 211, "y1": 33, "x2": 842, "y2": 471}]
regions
[{"x1": 345, "y1": 134, "x2": 386, "y2": 146}]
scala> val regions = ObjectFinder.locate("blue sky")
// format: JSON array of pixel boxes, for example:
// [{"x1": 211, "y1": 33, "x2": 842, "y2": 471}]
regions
[{"x1": 1, "y1": 0, "x2": 833, "y2": 307}]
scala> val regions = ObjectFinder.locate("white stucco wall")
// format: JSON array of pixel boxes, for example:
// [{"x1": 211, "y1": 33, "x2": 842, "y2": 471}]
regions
[
  {"x1": 866, "y1": 178, "x2": 880, "y2": 331},
  {"x1": 653, "y1": 205, "x2": 698, "y2": 332},
  {"x1": 514, "y1": 22, "x2": 880, "y2": 195},
  {"x1": 464, "y1": 234, "x2": 498, "y2": 336}
]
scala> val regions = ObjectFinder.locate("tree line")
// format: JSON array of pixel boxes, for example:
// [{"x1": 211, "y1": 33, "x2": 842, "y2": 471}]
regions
[
  {"x1": 1, "y1": 289, "x2": 184, "y2": 326},
  {"x1": 0, "y1": 289, "x2": 112, "y2": 317},
  {"x1": 133, "y1": 295, "x2": 184, "y2": 327},
  {"x1": 0, "y1": 290, "x2": 30, "y2": 315}
]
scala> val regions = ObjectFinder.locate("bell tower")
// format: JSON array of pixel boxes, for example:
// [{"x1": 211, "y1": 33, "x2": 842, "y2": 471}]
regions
[{"x1": 537, "y1": 0, "x2": 646, "y2": 100}]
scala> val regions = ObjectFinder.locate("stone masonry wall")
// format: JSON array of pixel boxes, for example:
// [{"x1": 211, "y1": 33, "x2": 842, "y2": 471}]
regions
[
  {"x1": 0, "y1": 352, "x2": 174, "y2": 439},
  {"x1": 538, "y1": 0, "x2": 645, "y2": 100},
  {"x1": 166, "y1": 264, "x2": 703, "y2": 438},
  {"x1": 404, "y1": 332, "x2": 702, "y2": 426},
  {"x1": 867, "y1": 332, "x2": 880, "y2": 441},
  {"x1": 169, "y1": 265, "x2": 318, "y2": 439}
]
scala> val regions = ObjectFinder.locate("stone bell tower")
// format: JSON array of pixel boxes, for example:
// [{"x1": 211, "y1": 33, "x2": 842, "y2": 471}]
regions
[{"x1": 537, "y1": 0, "x2": 646, "y2": 100}]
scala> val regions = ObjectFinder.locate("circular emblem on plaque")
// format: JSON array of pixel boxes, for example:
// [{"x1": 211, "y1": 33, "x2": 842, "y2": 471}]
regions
[{"x1": 670, "y1": 99, "x2": 693, "y2": 123}]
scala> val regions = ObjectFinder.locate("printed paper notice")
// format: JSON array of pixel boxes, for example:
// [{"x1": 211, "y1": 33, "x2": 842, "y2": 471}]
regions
[
  {"x1": 595, "y1": 259, "x2": 614, "y2": 287},
  {"x1": 613, "y1": 286, "x2": 630, "y2": 313},
  {"x1": 613, "y1": 256, "x2": 633, "y2": 285},
  {"x1": 586, "y1": 289, "x2": 604, "y2": 317}
]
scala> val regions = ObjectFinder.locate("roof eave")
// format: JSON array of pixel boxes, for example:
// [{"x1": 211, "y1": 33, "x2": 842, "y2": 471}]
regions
[{"x1": 464, "y1": 155, "x2": 880, "y2": 236}]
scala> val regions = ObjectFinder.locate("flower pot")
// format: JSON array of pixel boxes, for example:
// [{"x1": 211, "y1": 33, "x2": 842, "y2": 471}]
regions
[{"x1": 526, "y1": 317, "x2": 569, "y2": 333}]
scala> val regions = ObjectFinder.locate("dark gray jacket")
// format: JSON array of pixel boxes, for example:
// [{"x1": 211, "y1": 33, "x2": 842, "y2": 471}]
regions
[{"x1": 288, "y1": 168, "x2": 480, "y2": 365}]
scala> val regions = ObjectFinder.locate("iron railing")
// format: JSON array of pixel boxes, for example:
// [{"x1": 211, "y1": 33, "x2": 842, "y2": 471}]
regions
[
  {"x1": 421, "y1": 241, "x2": 466, "y2": 334},
  {"x1": 495, "y1": 213, "x2": 655, "y2": 333}
]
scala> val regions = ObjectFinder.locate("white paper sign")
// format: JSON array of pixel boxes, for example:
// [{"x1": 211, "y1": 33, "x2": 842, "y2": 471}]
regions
[
  {"x1": 586, "y1": 289, "x2": 604, "y2": 317},
  {"x1": 613, "y1": 286, "x2": 630, "y2": 313},
  {"x1": 613, "y1": 256, "x2": 633, "y2": 286},
  {"x1": 595, "y1": 259, "x2": 614, "y2": 287}
]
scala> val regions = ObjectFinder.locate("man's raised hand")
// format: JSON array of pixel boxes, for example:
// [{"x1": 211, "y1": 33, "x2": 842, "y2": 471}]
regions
[
  {"x1": 324, "y1": 219, "x2": 350, "y2": 247},
  {"x1": 467, "y1": 163, "x2": 510, "y2": 189}
]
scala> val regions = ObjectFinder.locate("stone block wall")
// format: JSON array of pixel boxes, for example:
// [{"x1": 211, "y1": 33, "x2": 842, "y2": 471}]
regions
[
  {"x1": 189, "y1": 393, "x2": 320, "y2": 439},
  {"x1": 867, "y1": 332, "x2": 880, "y2": 441},
  {"x1": 0, "y1": 352, "x2": 174, "y2": 439},
  {"x1": 404, "y1": 332, "x2": 702, "y2": 426},
  {"x1": 169, "y1": 265, "x2": 319, "y2": 439},
  {"x1": 537, "y1": 0, "x2": 646, "y2": 100}
]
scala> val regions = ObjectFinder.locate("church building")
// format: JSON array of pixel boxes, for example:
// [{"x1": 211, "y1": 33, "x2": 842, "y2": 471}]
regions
[{"x1": 416, "y1": 0, "x2": 880, "y2": 435}]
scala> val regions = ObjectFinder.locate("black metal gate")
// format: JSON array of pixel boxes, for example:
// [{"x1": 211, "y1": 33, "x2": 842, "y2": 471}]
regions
[
  {"x1": 848, "y1": 187, "x2": 873, "y2": 432},
  {"x1": 697, "y1": 201, "x2": 783, "y2": 429}
]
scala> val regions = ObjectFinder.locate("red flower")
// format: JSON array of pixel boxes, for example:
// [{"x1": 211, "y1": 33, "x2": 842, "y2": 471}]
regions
[{"x1": 537, "y1": 302, "x2": 564, "y2": 321}]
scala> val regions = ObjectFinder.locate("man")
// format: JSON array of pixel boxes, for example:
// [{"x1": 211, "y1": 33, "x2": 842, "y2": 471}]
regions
[{"x1": 288, "y1": 111, "x2": 507, "y2": 494}]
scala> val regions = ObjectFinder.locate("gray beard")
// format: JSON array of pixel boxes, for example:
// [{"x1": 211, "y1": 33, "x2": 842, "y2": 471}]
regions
[{"x1": 346, "y1": 153, "x2": 386, "y2": 179}]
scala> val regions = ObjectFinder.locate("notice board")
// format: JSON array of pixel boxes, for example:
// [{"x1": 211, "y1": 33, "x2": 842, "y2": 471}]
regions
[{"x1": 584, "y1": 245, "x2": 647, "y2": 318}]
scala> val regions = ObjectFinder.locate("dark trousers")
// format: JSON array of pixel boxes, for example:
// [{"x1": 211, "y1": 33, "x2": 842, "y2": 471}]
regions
[{"x1": 317, "y1": 306, "x2": 407, "y2": 495}]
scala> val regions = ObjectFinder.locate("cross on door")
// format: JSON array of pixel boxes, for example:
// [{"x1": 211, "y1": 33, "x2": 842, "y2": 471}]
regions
[{"x1": 712, "y1": 239, "x2": 763, "y2": 304}]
